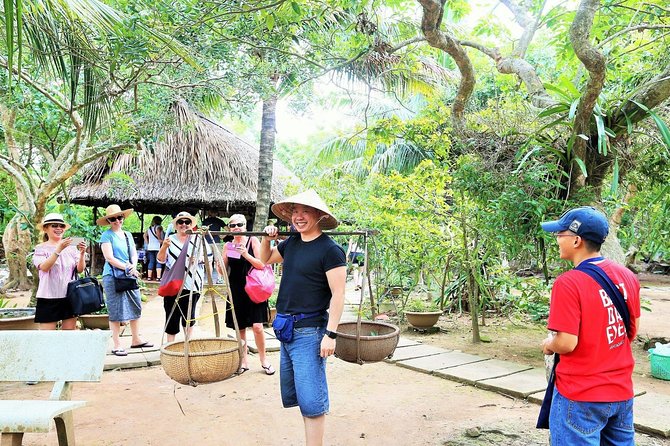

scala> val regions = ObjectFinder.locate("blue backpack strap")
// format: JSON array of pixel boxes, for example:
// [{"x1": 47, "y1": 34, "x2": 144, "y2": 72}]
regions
[{"x1": 575, "y1": 259, "x2": 631, "y2": 336}]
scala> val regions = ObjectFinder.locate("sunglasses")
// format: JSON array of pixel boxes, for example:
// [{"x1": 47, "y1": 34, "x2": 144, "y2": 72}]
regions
[
  {"x1": 49, "y1": 223, "x2": 67, "y2": 229},
  {"x1": 229, "y1": 222, "x2": 245, "y2": 228},
  {"x1": 107, "y1": 216, "x2": 124, "y2": 223},
  {"x1": 176, "y1": 219, "x2": 192, "y2": 225}
]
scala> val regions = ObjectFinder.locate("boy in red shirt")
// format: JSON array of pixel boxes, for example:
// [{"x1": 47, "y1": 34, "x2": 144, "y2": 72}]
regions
[{"x1": 541, "y1": 207, "x2": 641, "y2": 445}]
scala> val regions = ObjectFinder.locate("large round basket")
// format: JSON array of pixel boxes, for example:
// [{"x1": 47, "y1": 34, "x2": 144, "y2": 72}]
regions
[
  {"x1": 335, "y1": 321, "x2": 400, "y2": 364},
  {"x1": 160, "y1": 338, "x2": 241, "y2": 385}
]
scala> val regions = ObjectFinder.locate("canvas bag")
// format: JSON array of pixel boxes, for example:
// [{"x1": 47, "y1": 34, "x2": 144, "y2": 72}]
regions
[
  {"x1": 66, "y1": 268, "x2": 105, "y2": 316},
  {"x1": 112, "y1": 231, "x2": 139, "y2": 292},
  {"x1": 158, "y1": 235, "x2": 190, "y2": 297},
  {"x1": 536, "y1": 257, "x2": 631, "y2": 429}
]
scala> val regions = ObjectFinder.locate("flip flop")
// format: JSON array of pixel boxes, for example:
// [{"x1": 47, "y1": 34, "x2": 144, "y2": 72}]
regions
[
  {"x1": 130, "y1": 341, "x2": 154, "y2": 349},
  {"x1": 262, "y1": 364, "x2": 275, "y2": 375},
  {"x1": 111, "y1": 349, "x2": 128, "y2": 357},
  {"x1": 236, "y1": 367, "x2": 249, "y2": 375}
]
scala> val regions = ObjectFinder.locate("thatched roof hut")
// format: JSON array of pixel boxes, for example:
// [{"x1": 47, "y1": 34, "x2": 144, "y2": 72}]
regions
[{"x1": 69, "y1": 100, "x2": 299, "y2": 219}]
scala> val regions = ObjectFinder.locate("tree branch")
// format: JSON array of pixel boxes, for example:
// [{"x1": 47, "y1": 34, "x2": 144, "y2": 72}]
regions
[
  {"x1": 611, "y1": 61, "x2": 670, "y2": 131},
  {"x1": 597, "y1": 24, "x2": 670, "y2": 48},
  {"x1": 460, "y1": 41, "x2": 556, "y2": 109},
  {"x1": 388, "y1": 36, "x2": 426, "y2": 54},
  {"x1": 417, "y1": 0, "x2": 476, "y2": 129},
  {"x1": 569, "y1": 0, "x2": 607, "y2": 188}
]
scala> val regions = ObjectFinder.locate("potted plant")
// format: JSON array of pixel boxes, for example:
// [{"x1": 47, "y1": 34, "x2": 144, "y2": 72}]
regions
[
  {"x1": 79, "y1": 304, "x2": 109, "y2": 330},
  {"x1": 0, "y1": 296, "x2": 39, "y2": 330},
  {"x1": 403, "y1": 297, "x2": 442, "y2": 329}
]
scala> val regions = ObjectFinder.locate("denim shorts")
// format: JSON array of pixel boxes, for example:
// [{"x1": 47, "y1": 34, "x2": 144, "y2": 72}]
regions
[
  {"x1": 549, "y1": 387, "x2": 634, "y2": 445},
  {"x1": 279, "y1": 326, "x2": 329, "y2": 417}
]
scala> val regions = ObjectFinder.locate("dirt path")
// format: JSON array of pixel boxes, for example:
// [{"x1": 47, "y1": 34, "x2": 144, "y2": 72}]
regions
[{"x1": 1, "y1": 281, "x2": 668, "y2": 445}]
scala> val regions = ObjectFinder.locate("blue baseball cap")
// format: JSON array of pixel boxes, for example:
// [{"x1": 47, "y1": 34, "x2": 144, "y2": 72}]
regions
[{"x1": 540, "y1": 206, "x2": 609, "y2": 243}]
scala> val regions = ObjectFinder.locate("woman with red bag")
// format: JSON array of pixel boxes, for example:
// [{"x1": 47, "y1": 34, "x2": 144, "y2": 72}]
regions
[
  {"x1": 157, "y1": 211, "x2": 213, "y2": 343},
  {"x1": 221, "y1": 214, "x2": 274, "y2": 375}
]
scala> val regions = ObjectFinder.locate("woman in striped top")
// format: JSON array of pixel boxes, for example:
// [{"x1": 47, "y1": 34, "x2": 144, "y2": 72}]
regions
[{"x1": 157, "y1": 211, "x2": 213, "y2": 342}]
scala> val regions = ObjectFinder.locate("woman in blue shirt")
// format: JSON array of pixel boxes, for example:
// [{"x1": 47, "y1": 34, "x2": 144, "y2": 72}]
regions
[{"x1": 98, "y1": 204, "x2": 153, "y2": 356}]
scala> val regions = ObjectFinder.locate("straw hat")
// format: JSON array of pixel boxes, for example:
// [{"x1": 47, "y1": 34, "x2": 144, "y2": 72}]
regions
[
  {"x1": 38, "y1": 213, "x2": 71, "y2": 231},
  {"x1": 96, "y1": 204, "x2": 134, "y2": 226},
  {"x1": 271, "y1": 189, "x2": 339, "y2": 230},
  {"x1": 171, "y1": 211, "x2": 198, "y2": 228}
]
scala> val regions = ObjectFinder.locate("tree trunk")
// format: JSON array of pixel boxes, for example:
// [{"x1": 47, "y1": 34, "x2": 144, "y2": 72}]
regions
[
  {"x1": 253, "y1": 94, "x2": 278, "y2": 231},
  {"x1": 1, "y1": 213, "x2": 33, "y2": 291}
]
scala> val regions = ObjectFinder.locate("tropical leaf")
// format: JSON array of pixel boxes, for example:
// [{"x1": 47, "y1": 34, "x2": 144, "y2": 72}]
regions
[
  {"x1": 631, "y1": 100, "x2": 670, "y2": 151},
  {"x1": 610, "y1": 157, "x2": 619, "y2": 195},
  {"x1": 574, "y1": 157, "x2": 588, "y2": 178}
]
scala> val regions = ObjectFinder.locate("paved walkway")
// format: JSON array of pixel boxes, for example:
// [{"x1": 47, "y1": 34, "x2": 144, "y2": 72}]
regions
[{"x1": 101, "y1": 283, "x2": 670, "y2": 439}]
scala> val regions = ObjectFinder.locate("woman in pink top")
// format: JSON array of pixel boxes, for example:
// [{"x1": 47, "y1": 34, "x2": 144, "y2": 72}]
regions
[{"x1": 32, "y1": 213, "x2": 87, "y2": 329}]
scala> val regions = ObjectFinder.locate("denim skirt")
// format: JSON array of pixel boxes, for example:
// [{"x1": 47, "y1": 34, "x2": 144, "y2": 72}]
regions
[{"x1": 102, "y1": 275, "x2": 142, "y2": 322}]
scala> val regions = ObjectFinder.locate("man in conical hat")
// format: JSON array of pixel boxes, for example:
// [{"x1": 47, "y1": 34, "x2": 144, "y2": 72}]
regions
[{"x1": 260, "y1": 189, "x2": 346, "y2": 445}]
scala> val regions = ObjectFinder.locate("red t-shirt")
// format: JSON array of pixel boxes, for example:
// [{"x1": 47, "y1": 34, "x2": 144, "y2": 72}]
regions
[{"x1": 548, "y1": 259, "x2": 640, "y2": 402}]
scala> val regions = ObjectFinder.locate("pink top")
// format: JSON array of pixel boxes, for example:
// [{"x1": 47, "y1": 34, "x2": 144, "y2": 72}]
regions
[{"x1": 33, "y1": 244, "x2": 80, "y2": 299}]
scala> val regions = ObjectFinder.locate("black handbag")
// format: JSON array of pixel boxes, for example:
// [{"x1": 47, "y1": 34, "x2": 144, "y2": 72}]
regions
[
  {"x1": 112, "y1": 267, "x2": 139, "y2": 292},
  {"x1": 66, "y1": 269, "x2": 105, "y2": 316},
  {"x1": 112, "y1": 231, "x2": 139, "y2": 293}
]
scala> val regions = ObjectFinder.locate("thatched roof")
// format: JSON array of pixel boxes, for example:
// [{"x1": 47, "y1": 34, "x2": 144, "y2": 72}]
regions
[{"x1": 69, "y1": 100, "x2": 299, "y2": 218}]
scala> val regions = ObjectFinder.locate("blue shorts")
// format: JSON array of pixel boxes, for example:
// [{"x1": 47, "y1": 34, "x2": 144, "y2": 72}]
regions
[
  {"x1": 279, "y1": 326, "x2": 329, "y2": 417},
  {"x1": 549, "y1": 387, "x2": 634, "y2": 445}
]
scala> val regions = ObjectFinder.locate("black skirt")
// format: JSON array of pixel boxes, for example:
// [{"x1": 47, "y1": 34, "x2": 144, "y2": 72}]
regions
[{"x1": 34, "y1": 298, "x2": 75, "y2": 323}]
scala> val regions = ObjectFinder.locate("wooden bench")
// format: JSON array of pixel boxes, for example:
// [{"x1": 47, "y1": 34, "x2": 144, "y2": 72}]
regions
[{"x1": 0, "y1": 330, "x2": 109, "y2": 446}]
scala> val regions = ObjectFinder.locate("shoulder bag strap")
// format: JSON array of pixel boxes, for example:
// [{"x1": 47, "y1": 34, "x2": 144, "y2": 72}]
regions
[
  {"x1": 112, "y1": 232, "x2": 133, "y2": 275},
  {"x1": 575, "y1": 258, "x2": 631, "y2": 335},
  {"x1": 246, "y1": 237, "x2": 255, "y2": 275}
]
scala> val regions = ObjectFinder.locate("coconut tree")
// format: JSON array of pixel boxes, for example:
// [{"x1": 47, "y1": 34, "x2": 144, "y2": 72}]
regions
[{"x1": 0, "y1": 0, "x2": 192, "y2": 290}]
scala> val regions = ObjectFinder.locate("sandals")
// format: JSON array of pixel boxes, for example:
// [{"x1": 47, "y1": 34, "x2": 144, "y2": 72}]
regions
[
  {"x1": 262, "y1": 364, "x2": 275, "y2": 375},
  {"x1": 111, "y1": 349, "x2": 128, "y2": 357},
  {"x1": 130, "y1": 341, "x2": 154, "y2": 349},
  {"x1": 237, "y1": 367, "x2": 250, "y2": 375}
]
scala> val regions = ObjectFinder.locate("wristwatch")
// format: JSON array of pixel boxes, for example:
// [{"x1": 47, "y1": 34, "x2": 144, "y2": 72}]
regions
[{"x1": 324, "y1": 330, "x2": 338, "y2": 339}]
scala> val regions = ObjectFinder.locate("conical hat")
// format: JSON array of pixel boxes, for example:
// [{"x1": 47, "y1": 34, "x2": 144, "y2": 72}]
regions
[{"x1": 271, "y1": 189, "x2": 339, "y2": 230}]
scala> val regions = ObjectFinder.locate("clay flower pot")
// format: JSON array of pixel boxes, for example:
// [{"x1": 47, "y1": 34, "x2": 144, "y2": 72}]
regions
[
  {"x1": 405, "y1": 311, "x2": 442, "y2": 329},
  {"x1": 0, "y1": 308, "x2": 39, "y2": 330},
  {"x1": 79, "y1": 313, "x2": 110, "y2": 330}
]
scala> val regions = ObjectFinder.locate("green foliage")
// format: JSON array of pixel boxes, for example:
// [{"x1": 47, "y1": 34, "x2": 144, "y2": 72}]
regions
[
  {"x1": 0, "y1": 296, "x2": 17, "y2": 309},
  {"x1": 404, "y1": 296, "x2": 440, "y2": 312},
  {"x1": 618, "y1": 184, "x2": 670, "y2": 261},
  {"x1": 493, "y1": 274, "x2": 551, "y2": 322}
]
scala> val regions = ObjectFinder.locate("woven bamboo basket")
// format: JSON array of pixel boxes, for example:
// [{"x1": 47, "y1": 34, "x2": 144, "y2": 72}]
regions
[
  {"x1": 335, "y1": 321, "x2": 400, "y2": 363},
  {"x1": 160, "y1": 338, "x2": 241, "y2": 385}
]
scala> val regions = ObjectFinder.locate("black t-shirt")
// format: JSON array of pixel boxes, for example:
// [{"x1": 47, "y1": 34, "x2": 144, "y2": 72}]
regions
[{"x1": 277, "y1": 233, "x2": 346, "y2": 327}]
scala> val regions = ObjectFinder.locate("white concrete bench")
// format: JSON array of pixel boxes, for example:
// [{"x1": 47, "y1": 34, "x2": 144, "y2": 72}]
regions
[{"x1": 0, "y1": 330, "x2": 109, "y2": 446}]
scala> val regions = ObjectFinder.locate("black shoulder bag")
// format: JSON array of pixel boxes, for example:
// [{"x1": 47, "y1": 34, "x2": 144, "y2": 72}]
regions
[
  {"x1": 67, "y1": 267, "x2": 105, "y2": 316},
  {"x1": 536, "y1": 257, "x2": 632, "y2": 429},
  {"x1": 112, "y1": 231, "x2": 140, "y2": 292}
]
